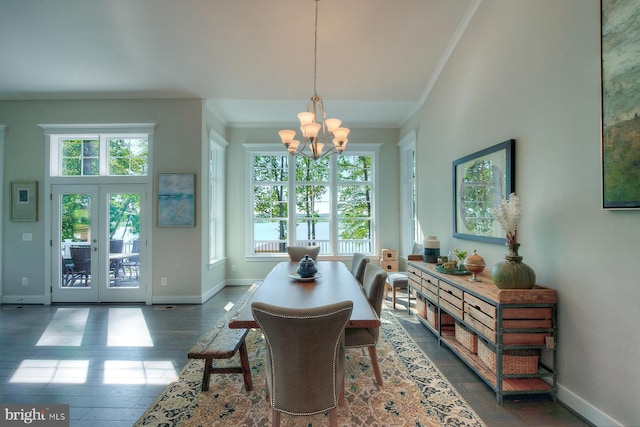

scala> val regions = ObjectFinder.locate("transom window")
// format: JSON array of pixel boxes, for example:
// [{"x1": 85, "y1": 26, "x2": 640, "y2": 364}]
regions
[
  {"x1": 248, "y1": 145, "x2": 379, "y2": 257},
  {"x1": 51, "y1": 134, "x2": 149, "y2": 177}
]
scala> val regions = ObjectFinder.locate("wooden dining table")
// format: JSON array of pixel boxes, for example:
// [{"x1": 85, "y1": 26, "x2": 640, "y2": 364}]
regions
[{"x1": 228, "y1": 261, "x2": 380, "y2": 329}]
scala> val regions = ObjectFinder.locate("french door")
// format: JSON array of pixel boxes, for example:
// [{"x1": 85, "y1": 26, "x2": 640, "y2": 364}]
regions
[{"x1": 51, "y1": 184, "x2": 148, "y2": 303}]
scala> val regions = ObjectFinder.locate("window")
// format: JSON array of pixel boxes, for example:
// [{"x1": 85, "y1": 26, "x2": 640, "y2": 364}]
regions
[
  {"x1": 208, "y1": 130, "x2": 227, "y2": 264},
  {"x1": 398, "y1": 131, "x2": 417, "y2": 256},
  {"x1": 248, "y1": 144, "x2": 379, "y2": 257},
  {"x1": 48, "y1": 125, "x2": 152, "y2": 177}
]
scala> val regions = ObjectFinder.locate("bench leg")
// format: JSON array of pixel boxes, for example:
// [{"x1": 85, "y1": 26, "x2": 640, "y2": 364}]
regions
[
  {"x1": 392, "y1": 287, "x2": 397, "y2": 309},
  {"x1": 201, "y1": 358, "x2": 213, "y2": 391},
  {"x1": 239, "y1": 338, "x2": 253, "y2": 391}
]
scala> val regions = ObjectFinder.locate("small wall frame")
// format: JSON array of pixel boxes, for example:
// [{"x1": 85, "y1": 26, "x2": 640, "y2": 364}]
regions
[{"x1": 11, "y1": 181, "x2": 38, "y2": 222}]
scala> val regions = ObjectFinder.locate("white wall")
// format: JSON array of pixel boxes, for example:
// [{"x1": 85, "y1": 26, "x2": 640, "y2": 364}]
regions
[
  {"x1": 401, "y1": 1, "x2": 637, "y2": 425},
  {"x1": 0, "y1": 99, "x2": 226, "y2": 304}
]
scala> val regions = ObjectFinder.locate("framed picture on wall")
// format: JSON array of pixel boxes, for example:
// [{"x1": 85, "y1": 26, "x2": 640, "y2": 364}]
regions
[
  {"x1": 452, "y1": 140, "x2": 515, "y2": 244},
  {"x1": 601, "y1": 0, "x2": 640, "y2": 209},
  {"x1": 157, "y1": 173, "x2": 196, "y2": 227},
  {"x1": 11, "y1": 181, "x2": 38, "y2": 221}
]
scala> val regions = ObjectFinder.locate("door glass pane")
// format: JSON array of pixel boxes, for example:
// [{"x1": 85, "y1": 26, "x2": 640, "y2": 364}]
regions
[
  {"x1": 61, "y1": 194, "x2": 92, "y2": 288},
  {"x1": 108, "y1": 193, "x2": 140, "y2": 289}
]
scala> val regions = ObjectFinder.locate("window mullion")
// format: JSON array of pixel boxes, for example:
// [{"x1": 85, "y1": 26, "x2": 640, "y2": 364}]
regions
[
  {"x1": 288, "y1": 156, "x2": 296, "y2": 247},
  {"x1": 99, "y1": 135, "x2": 109, "y2": 175},
  {"x1": 330, "y1": 155, "x2": 338, "y2": 255}
]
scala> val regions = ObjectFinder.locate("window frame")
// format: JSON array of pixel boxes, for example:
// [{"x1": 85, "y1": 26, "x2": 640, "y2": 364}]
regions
[
  {"x1": 398, "y1": 131, "x2": 417, "y2": 257},
  {"x1": 244, "y1": 143, "x2": 381, "y2": 260},
  {"x1": 208, "y1": 129, "x2": 228, "y2": 266}
]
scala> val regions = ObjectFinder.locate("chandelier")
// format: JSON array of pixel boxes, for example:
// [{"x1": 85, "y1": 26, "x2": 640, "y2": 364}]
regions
[{"x1": 278, "y1": 0, "x2": 350, "y2": 160}]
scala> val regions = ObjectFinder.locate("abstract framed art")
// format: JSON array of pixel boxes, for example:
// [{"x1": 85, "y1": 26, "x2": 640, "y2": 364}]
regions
[
  {"x1": 601, "y1": 0, "x2": 640, "y2": 209},
  {"x1": 10, "y1": 181, "x2": 38, "y2": 221},
  {"x1": 157, "y1": 173, "x2": 195, "y2": 227},
  {"x1": 452, "y1": 139, "x2": 515, "y2": 244}
]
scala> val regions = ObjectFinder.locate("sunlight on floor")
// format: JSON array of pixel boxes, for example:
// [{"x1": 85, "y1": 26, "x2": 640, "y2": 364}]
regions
[
  {"x1": 104, "y1": 360, "x2": 177, "y2": 385},
  {"x1": 9, "y1": 360, "x2": 89, "y2": 384},
  {"x1": 36, "y1": 308, "x2": 89, "y2": 346},
  {"x1": 107, "y1": 307, "x2": 153, "y2": 347}
]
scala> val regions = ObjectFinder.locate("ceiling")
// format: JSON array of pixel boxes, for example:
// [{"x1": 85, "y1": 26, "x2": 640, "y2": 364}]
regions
[{"x1": 0, "y1": 0, "x2": 479, "y2": 128}]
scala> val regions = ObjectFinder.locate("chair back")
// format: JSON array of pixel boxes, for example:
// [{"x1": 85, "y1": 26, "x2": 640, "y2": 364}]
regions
[
  {"x1": 350, "y1": 253, "x2": 369, "y2": 284},
  {"x1": 131, "y1": 239, "x2": 140, "y2": 253},
  {"x1": 286, "y1": 245, "x2": 320, "y2": 262},
  {"x1": 70, "y1": 246, "x2": 92, "y2": 274},
  {"x1": 361, "y1": 263, "x2": 387, "y2": 341},
  {"x1": 109, "y1": 239, "x2": 123, "y2": 253},
  {"x1": 251, "y1": 300, "x2": 353, "y2": 416}
]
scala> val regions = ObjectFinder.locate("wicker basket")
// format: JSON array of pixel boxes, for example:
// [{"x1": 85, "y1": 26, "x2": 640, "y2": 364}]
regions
[
  {"x1": 478, "y1": 339, "x2": 539, "y2": 374},
  {"x1": 455, "y1": 322, "x2": 478, "y2": 353},
  {"x1": 426, "y1": 303, "x2": 455, "y2": 329},
  {"x1": 415, "y1": 295, "x2": 427, "y2": 319}
]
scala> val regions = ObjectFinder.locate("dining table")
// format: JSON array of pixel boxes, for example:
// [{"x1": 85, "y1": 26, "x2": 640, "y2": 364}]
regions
[{"x1": 228, "y1": 261, "x2": 380, "y2": 329}]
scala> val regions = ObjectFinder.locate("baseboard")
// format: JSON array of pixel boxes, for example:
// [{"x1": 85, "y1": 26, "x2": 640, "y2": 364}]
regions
[
  {"x1": 1, "y1": 295, "x2": 47, "y2": 304},
  {"x1": 224, "y1": 279, "x2": 260, "y2": 286},
  {"x1": 558, "y1": 384, "x2": 622, "y2": 426}
]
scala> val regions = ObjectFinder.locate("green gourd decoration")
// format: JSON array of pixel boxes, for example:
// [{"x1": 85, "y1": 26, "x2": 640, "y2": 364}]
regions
[{"x1": 491, "y1": 243, "x2": 536, "y2": 289}]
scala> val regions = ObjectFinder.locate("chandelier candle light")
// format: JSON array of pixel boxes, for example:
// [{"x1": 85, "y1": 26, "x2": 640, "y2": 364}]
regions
[{"x1": 278, "y1": 0, "x2": 350, "y2": 160}]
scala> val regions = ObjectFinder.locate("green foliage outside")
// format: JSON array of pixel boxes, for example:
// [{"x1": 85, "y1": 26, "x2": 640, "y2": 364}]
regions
[{"x1": 252, "y1": 154, "x2": 373, "y2": 253}]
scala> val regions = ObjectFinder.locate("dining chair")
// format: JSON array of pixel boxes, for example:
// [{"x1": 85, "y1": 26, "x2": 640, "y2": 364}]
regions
[
  {"x1": 122, "y1": 240, "x2": 140, "y2": 278},
  {"x1": 349, "y1": 253, "x2": 369, "y2": 285},
  {"x1": 286, "y1": 245, "x2": 320, "y2": 262},
  {"x1": 251, "y1": 300, "x2": 353, "y2": 427},
  {"x1": 344, "y1": 263, "x2": 387, "y2": 386},
  {"x1": 109, "y1": 240, "x2": 124, "y2": 278},
  {"x1": 69, "y1": 246, "x2": 92, "y2": 286}
]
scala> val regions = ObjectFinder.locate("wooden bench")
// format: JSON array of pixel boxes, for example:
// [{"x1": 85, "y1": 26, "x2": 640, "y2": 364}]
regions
[{"x1": 187, "y1": 283, "x2": 259, "y2": 392}]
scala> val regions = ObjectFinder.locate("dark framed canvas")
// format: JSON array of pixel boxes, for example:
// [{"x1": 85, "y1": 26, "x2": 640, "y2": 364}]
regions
[
  {"x1": 452, "y1": 139, "x2": 515, "y2": 244},
  {"x1": 601, "y1": 0, "x2": 640, "y2": 209},
  {"x1": 11, "y1": 181, "x2": 38, "y2": 221},
  {"x1": 157, "y1": 173, "x2": 195, "y2": 227}
]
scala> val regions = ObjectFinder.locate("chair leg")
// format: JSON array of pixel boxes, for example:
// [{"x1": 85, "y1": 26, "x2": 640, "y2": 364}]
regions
[
  {"x1": 392, "y1": 287, "x2": 397, "y2": 309},
  {"x1": 272, "y1": 409, "x2": 281, "y2": 427},
  {"x1": 238, "y1": 339, "x2": 253, "y2": 391},
  {"x1": 367, "y1": 345, "x2": 383, "y2": 386},
  {"x1": 328, "y1": 408, "x2": 338, "y2": 427}
]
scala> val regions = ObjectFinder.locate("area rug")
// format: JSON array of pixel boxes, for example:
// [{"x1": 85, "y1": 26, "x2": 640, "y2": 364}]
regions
[{"x1": 134, "y1": 309, "x2": 486, "y2": 426}]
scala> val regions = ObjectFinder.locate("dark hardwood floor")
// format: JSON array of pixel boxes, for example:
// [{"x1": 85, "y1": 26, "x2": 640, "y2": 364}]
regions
[{"x1": 0, "y1": 286, "x2": 591, "y2": 427}]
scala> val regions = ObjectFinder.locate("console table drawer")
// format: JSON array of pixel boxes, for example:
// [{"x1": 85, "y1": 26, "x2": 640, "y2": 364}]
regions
[
  {"x1": 421, "y1": 275, "x2": 438, "y2": 303},
  {"x1": 439, "y1": 282, "x2": 463, "y2": 318}
]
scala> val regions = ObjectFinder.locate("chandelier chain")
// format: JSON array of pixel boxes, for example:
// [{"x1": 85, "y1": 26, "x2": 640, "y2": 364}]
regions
[{"x1": 313, "y1": 0, "x2": 319, "y2": 96}]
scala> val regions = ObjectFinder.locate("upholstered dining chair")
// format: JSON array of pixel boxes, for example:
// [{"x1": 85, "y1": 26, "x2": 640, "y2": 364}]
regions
[
  {"x1": 349, "y1": 253, "x2": 370, "y2": 285},
  {"x1": 251, "y1": 300, "x2": 353, "y2": 427},
  {"x1": 286, "y1": 245, "x2": 320, "y2": 262},
  {"x1": 344, "y1": 263, "x2": 387, "y2": 386}
]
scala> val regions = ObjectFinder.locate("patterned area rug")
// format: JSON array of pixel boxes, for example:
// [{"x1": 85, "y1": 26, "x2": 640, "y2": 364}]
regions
[{"x1": 135, "y1": 310, "x2": 486, "y2": 426}]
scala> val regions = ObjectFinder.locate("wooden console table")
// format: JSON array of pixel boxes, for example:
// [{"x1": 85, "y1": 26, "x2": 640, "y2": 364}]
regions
[{"x1": 407, "y1": 260, "x2": 557, "y2": 404}]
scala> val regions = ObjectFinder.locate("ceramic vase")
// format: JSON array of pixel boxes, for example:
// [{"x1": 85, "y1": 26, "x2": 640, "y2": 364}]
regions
[{"x1": 491, "y1": 243, "x2": 536, "y2": 289}]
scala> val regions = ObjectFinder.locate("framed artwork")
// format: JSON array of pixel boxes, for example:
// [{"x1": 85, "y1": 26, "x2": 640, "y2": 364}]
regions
[
  {"x1": 452, "y1": 139, "x2": 515, "y2": 244},
  {"x1": 601, "y1": 0, "x2": 640, "y2": 209},
  {"x1": 11, "y1": 181, "x2": 38, "y2": 221},
  {"x1": 157, "y1": 173, "x2": 195, "y2": 227}
]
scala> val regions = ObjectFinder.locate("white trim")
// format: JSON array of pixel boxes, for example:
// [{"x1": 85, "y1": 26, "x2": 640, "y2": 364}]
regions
[
  {"x1": 39, "y1": 123, "x2": 157, "y2": 135},
  {"x1": 557, "y1": 384, "x2": 622, "y2": 427},
  {"x1": 400, "y1": 0, "x2": 483, "y2": 126}
]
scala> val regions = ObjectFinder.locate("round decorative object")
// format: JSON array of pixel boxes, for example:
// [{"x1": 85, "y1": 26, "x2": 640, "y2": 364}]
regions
[
  {"x1": 296, "y1": 255, "x2": 318, "y2": 278},
  {"x1": 491, "y1": 243, "x2": 536, "y2": 289},
  {"x1": 463, "y1": 249, "x2": 486, "y2": 282}
]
